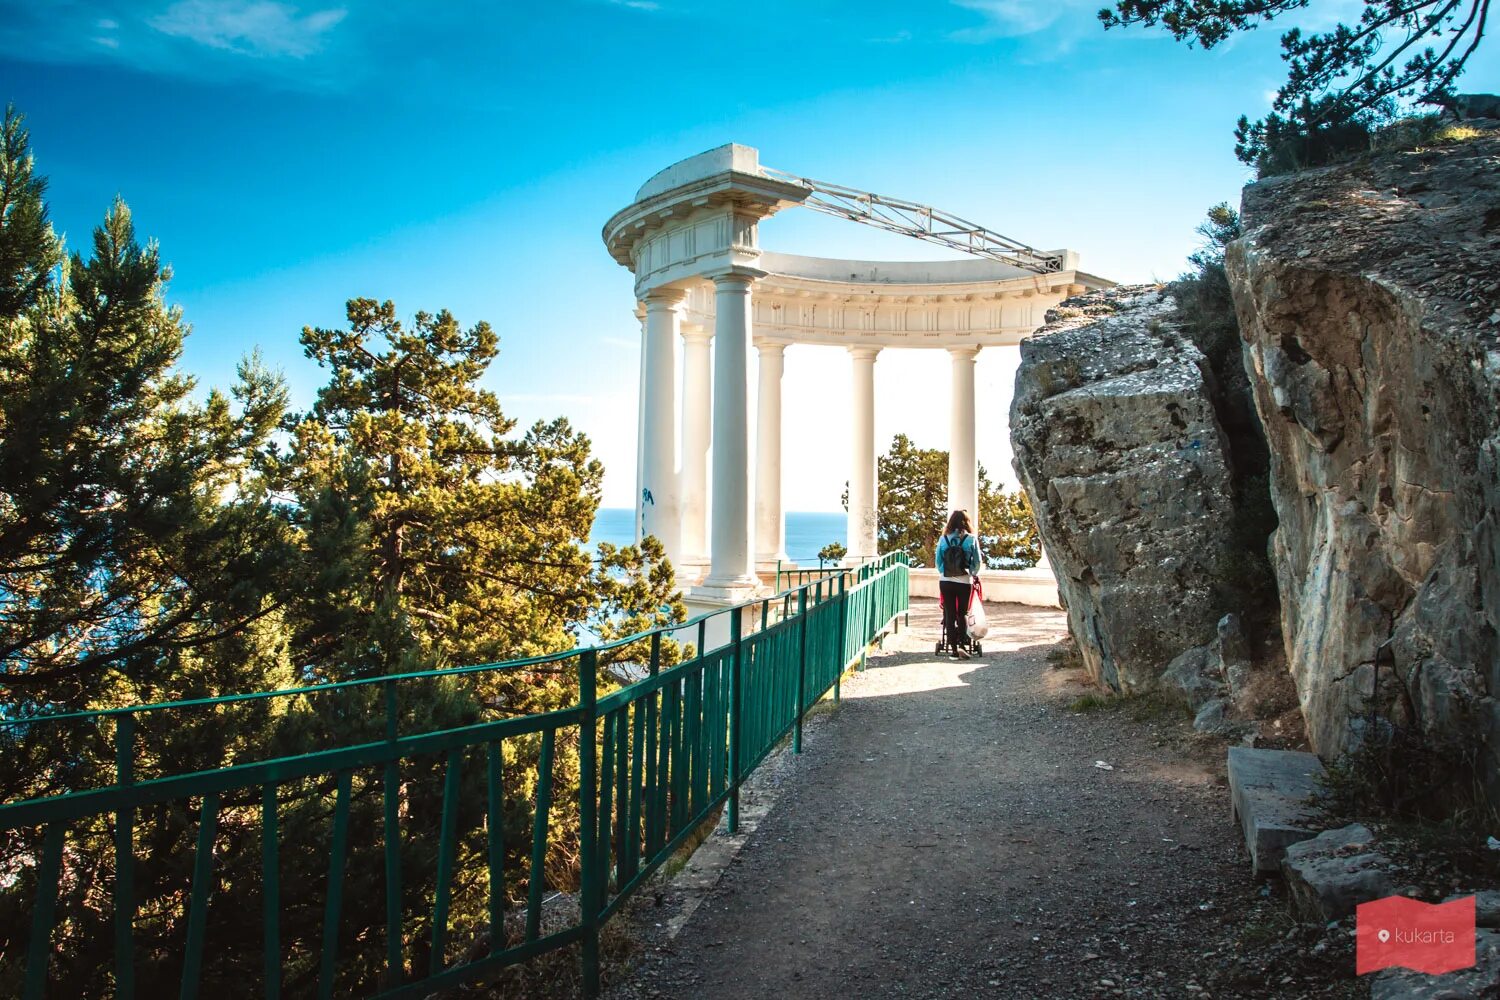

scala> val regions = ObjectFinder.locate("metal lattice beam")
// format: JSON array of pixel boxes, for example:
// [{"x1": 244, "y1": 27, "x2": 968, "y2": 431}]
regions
[{"x1": 762, "y1": 168, "x2": 1063, "y2": 274}]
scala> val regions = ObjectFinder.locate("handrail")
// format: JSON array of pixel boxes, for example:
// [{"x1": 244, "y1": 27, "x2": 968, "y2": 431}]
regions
[{"x1": 0, "y1": 551, "x2": 911, "y2": 1000}]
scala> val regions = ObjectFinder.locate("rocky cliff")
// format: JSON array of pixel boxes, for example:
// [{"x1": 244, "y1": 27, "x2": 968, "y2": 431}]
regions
[
  {"x1": 1227, "y1": 132, "x2": 1500, "y2": 799},
  {"x1": 1010, "y1": 288, "x2": 1255, "y2": 696}
]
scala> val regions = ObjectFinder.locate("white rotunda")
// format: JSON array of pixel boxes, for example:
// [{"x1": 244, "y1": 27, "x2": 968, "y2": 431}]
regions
[{"x1": 603, "y1": 143, "x2": 1112, "y2": 608}]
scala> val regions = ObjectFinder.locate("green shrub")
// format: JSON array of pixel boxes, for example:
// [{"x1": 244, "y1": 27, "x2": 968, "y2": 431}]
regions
[{"x1": 1235, "y1": 96, "x2": 1388, "y2": 178}]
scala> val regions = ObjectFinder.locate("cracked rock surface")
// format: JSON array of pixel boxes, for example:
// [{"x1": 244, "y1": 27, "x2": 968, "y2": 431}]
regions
[
  {"x1": 1010, "y1": 287, "x2": 1242, "y2": 694},
  {"x1": 1226, "y1": 131, "x2": 1500, "y2": 798}
]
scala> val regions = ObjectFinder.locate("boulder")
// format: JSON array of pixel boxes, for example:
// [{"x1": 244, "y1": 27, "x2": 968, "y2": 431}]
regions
[
  {"x1": 1226, "y1": 130, "x2": 1500, "y2": 805},
  {"x1": 1010, "y1": 288, "x2": 1242, "y2": 692},
  {"x1": 1163, "y1": 643, "x2": 1224, "y2": 711},
  {"x1": 1193, "y1": 697, "x2": 1232, "y2": 734},
  {"x1": 1281, "y1": 823, "x2": 1397, "y2": 921},
  {"x1": 1216, "y1": 613, "x2": 1253, "y2": 704},
  {"x1": 1370, "y1": 928, "x2": 1500, "y2": 1000}
]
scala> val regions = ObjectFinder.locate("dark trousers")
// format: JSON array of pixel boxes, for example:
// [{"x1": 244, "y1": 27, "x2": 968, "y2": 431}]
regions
[{"x1": 939, "y1": 580, "x2": 972, "y2": 647}]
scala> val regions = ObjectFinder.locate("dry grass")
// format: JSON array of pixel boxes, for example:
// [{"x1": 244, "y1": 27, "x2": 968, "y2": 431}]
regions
[
  {"x1": 1430, "y1": 123, "x2": 1486, "y2": 144},
  {"x1": 1068, "y1": 692, "x2": 1112, "y2": 713},
  {"x1": 1066, "y1": 687, "x2": 1193, "y2": 724},
  {"x1": 1373, "y1": 114, "x2": 1493, "y2": 153}
]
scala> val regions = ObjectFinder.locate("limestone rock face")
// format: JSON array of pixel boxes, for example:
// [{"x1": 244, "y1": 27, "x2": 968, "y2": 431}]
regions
[
  {"x1": 1226, "y1": 133, "x2": 1500, "y2": 799},
  {"x1": 1011, "y1": 288, "x2": 1241, "y2": 692}
]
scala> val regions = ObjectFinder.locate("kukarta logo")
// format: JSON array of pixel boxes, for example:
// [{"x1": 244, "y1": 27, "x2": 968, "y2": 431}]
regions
[{"x1": 1356, "y1": 895, "x2": 1477, "y2": 976}]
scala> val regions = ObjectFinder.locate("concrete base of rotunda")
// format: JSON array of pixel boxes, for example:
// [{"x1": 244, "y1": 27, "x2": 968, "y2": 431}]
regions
[
  {"x1": 691, "y1": 578, "x2": 765, "y2": 605},
  {"x1": 681, "y1": 593, "x2": 771, "y2": 653}
]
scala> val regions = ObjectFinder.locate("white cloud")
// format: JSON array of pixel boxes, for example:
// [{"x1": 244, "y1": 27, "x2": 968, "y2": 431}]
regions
[
  {"x1": 149, "y1": 1, "x2": 347, "y2": 59},
  {"x1": 94, "y1": 34, "x2": 121, "y2": 48},
  {"x1": 949, "y1": 0, "x2": 1098, "y2": 41},
  {"x1": 606, "y1": 0, "x2": 660, "y2": 10}
]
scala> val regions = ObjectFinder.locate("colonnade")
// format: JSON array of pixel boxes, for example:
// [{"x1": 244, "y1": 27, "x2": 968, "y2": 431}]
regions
[{"x1": 637, "y1": 272, "x2": 985, "y2": 600}]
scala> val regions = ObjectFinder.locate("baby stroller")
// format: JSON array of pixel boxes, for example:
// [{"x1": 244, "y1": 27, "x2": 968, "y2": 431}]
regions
[{"x1": 935, "y1": 578, "x2": 986, "y2": 658}]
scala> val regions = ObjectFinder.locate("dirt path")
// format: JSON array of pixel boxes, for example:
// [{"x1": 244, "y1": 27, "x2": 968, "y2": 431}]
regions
[{"x1": 605, "y1": 599, "x2": 1358, "y2": 1000}]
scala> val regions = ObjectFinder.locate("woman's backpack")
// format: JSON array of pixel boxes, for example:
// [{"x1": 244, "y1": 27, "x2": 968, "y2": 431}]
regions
[{"x1": 941, "y1": 533, "x2": 970, "y2": 577}]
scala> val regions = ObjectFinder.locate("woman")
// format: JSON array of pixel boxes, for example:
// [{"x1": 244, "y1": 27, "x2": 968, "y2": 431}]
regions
[{"x1": 934, "y1": 509, "x2": 983, "y2": 659}]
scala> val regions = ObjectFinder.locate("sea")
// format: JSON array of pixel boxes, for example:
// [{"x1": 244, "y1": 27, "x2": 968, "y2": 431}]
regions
[{"x1": 589, "y1": 508, "x2": 846, "y2": 564}]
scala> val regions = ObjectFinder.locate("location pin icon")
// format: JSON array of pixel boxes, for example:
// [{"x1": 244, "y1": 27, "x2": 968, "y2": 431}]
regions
[{"x1": 1378, "y1": 929, "x2": 1391, "y2": 943}]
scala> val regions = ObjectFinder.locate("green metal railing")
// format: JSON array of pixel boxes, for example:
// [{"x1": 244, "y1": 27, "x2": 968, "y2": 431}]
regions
[
  {"x1": 773, "y1": 562, "x2": 846, "y2": 592},
  {"x1": 0, "y1": 552, "x2": 910, "y2": 999},
  {"x1": 773, "y1": 553, "x2": 895, "y2": 595}
]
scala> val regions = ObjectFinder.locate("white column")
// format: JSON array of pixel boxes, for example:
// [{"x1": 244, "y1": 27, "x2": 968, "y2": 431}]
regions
[
  {"x1": 633, "y1": 301, "x2": 647, "y2": 540},
  {"x1": 701, "y1": 269, "x2": 763, "y2": 597},
  {"x1": 680, "y1": 323, "x2": 713, "y2": 566},
  {"x1": 755, "y1": 340, "x2": 788, "y2": 567},
  {"x1": 640, "y1": 288, "x2": 685, "y2": 565},
  {"x1": 948, "y1": 345, "x2": 980, "y2": 532},
  {"x1": 847, "y1": 346, "x2": 880, "y2": 562}
]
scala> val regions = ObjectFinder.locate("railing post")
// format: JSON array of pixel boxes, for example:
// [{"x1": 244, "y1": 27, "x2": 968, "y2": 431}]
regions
[
  {"x1": 382, "y1": 682, "x2": 402, "y2": 988},
  {"x1": 578, "y1": 650, "x2": 601, "y2": 998},
  {"x1": 835, "y1": 574, "x2": 847, "y2": 700},
  {"x1": 728, "y1": 609, "x2": 743, "y2": 833},
  {"x1": 115, "y1": 714, "x2": 136, "y2": 1000},
  {"x1": 793, "y1": 587, "x2": 809, "y2": 753}
]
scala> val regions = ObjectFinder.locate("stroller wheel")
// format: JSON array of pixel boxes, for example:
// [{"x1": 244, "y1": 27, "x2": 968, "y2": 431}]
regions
[
  {"x1": 934, "y1": 641, "x2": 944, "y2": 654},
  {"x1": 973, "y1": 642, "x2": 983, "y2": 656}
]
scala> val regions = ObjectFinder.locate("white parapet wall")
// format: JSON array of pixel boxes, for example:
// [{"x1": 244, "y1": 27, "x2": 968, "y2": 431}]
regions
[{"x1": 909, "y1": 566, "x2": 1061, "y2": 609}]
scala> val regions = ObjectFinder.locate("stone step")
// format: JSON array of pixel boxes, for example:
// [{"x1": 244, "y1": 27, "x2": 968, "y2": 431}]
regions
[{"x1": 1226, "y1": 746, "x2": 1327, "y2": 874}]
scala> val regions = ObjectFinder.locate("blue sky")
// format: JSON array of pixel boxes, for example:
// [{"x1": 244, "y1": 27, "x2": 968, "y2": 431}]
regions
[{"x1": 3, "y1": 1, "x2": 1497, "y2": 511}]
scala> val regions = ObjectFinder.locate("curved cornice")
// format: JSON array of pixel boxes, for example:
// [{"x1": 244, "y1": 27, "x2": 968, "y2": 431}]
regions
[{"x1": 602, "y1": 145, "x2": 811, "y2": 270}]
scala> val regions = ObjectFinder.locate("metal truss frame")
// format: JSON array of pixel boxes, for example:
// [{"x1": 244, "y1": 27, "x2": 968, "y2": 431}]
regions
[{"x1": 762, "y1": 168, "x2": 1064, "y2": 274}]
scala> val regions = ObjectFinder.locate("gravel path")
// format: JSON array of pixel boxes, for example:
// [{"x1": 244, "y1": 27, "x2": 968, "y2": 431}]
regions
[{"x1": 605, "y1": 599, "x2": 1359, "y2": 1000}]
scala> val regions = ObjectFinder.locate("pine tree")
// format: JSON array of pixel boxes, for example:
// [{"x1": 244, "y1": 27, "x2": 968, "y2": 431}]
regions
[
  {"x1": 874, "y1": 434, "x2": 951, "y2": 566},
  {"x1": 861, "y1": 434, "x2": 1041, "y2": 569},
  {"x1": 0, "y1": 105, "x2": 687, "y2": 997},
  {"x1": 1099, "y1": 1, "x2": 1492, "y2": 172},
  {"x1": 281, "y1": 298, "x2": 682, "y2": 685},
  {"x1": 0, "y1": 106, "x2": 292, "y2": 740},
  {"x1": 275, "y1": 299, "x2": 686, "y2": 986},
  {"x1": 0, "y1": 107, "x2": 297, "y2": 997},
  {"x1": 0, "y1": 105, "x2": 60, "y2": 317},
  {"x1": 978, "y1": 468, "x2": 1041, "y2": 569}
]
